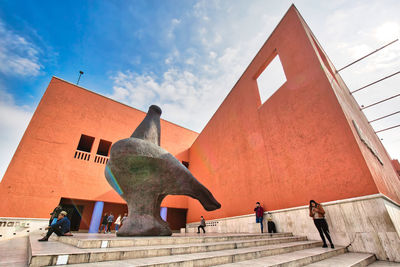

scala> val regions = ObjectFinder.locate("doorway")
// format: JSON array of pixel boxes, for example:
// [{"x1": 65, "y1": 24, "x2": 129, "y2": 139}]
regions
[
  {"x1": 59, "y1": 201, "x2": 84, "y2": 231},
  {"x1": 166, "y1": 208, "x2": 187, "y2": 231}
]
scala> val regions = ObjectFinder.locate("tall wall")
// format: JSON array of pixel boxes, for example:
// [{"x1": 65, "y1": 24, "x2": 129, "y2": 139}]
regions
[
  {"x1": 186, "y1": 5, "x2": 400, "y2": 223},
  {"x1": 392, "y1": 160, "x2": 400, "y2": 178},
  {"x1": 299, "y1": 14, "x2": 400, "y2": 205},
  {"x1": 0, "y1": 77, "x2": 198, "y2": 219}
]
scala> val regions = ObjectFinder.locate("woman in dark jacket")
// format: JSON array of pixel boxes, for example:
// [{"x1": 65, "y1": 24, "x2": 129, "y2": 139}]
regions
[{"x1": 309, "y1": 200, "x2": 334, "y2": 248}]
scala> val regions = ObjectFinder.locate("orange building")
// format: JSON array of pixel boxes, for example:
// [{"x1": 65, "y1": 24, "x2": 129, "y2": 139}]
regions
[
  {"x1": 0, "y1": 77, "x2": 198, "y2": 232},
  {"x1": 0, "y1": 5, "x2": 399, "y2": 260},
  {"x1": 185, "y1": 6, "x2": 400, "y2": 261},
  {"x1": 392, "y1": 160, "x2": 400, "y2": 178},
  {"x1": 185, "y1": 4, "x2": 400, "y2": 222}
]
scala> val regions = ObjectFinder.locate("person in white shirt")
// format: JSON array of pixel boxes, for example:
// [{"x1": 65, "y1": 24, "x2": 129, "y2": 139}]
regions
[{"x1": 114, "y1": 214, "x2": 122, "y2": 233}]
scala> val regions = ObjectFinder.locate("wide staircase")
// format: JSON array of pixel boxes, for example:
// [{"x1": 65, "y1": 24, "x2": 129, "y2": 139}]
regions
[{"x1": 28, "y1": 232, "x2": 378, "y2": 266}]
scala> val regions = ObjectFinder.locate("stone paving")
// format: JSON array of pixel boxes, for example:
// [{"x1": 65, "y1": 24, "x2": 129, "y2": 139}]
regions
[{"x1": 0, "y1": 236, "x2": 28, "y2": 267}]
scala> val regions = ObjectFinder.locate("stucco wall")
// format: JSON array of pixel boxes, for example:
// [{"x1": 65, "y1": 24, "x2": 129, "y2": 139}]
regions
[
  {"x1": 186, "y1": 6, "x2": 384, "y2": 223},
  {"x1": 0, "y1": 77, "x2": 198, "y2": 218}
]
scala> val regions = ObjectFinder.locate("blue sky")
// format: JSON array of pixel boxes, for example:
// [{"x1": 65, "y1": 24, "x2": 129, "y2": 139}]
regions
[
  {"x1": 1, "y1": 0, "x2": 400, "y2": 180},
  {"x1": 0, "y1": 1, "x2": 196, "y2": 103}
]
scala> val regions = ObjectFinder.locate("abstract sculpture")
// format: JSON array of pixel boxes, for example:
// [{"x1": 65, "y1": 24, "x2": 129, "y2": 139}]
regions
[{"x1": 105, "y1": 105, "x2": 221, "y2": 236}]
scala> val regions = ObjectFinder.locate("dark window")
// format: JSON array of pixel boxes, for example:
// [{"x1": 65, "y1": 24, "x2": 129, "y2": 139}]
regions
[
  {"x1": 97, "y1": 139, "x2": 112, "y2": 156},
  {"x1": 76, "y1": 134, "x2": 95, "y2": 152},
  {"x1": 182, "y1": 161, "x2": 189, "y2": 168}
]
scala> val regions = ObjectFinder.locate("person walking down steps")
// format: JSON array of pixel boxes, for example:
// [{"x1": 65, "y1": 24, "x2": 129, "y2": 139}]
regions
[
  {"x1": 309, "y1": 200, "x2": 334, "y2": 248},
  {"x1": 197, "y1": 216, "x2": 206, "y2": 233}
]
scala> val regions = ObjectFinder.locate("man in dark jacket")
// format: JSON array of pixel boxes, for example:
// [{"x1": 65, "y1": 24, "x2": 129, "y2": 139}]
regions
[
  {"x1": 106, "y1": 213, "x2": 114, "y2": 233},
  {"x1": 254, "y1": 202, "x2": 264, "y2": 233},
  {"x1": 39, "y1": 211, "x2": 71, "y2": 241}
]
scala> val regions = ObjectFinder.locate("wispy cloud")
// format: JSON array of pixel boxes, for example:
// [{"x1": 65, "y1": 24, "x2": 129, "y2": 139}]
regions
[
  {"x1": 320, "y1": 1, "x2": 400, "y2": 160},
  {"x1": 108, "y1": 1, "x2": 281, "y2": 132},
  {"x1": 0, "y1": 19, "x2": 42, "y2": 76},
  {"x1": 0, "y1": 86, "x2": 33, "y2": 181},
  {"x1": 99, "y1": 1, "x2": 400, "y2": 160}
]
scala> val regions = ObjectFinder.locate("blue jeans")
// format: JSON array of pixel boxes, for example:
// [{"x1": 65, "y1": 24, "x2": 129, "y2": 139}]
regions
[
  {"x1": 256, "y1": 217, "x2": 263, "y2": 233},
  {"x1": 115, "y1": 224, "x2": 119, "y2": 231}
]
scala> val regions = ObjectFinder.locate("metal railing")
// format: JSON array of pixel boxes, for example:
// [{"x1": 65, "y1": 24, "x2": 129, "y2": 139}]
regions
[
  {"x1": 74, "y1": 150, "x2": 91, "y2": 161},
  {"x1": 94, "y1": 155, "x2": 109, "y2": 164}
]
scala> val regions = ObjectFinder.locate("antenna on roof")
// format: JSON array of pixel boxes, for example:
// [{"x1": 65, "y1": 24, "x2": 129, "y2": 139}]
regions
[{"x1": 76, "y1": 71, "x2": 84, "y2": 85}]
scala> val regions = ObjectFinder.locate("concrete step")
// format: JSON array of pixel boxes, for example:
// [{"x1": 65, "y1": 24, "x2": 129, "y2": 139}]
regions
[
  {"x1": 55, "y1": 232, "x2": 293, "y2": 248},
  {"x1": 29, "y1": 234, "x2": 320, "y2": 266},
  {"x1": 218, "y1": 247, "x2": 348, "y2": 266},
  {"x1": 64, "y1": 241, "x2": 323, "y2": 266},
  {"x1": 305, "y1": 252, "x2": 376, "y2": 266},
  {"x1": 368, "y1": 261, "x2": 400, "y2": 266}
]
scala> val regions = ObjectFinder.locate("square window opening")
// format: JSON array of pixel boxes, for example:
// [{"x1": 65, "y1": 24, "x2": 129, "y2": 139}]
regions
[
  {"x1": 76, "y1": 134, "x2": 95, "y2": 153},
  {"x1": 256, "y1": 54, "x2": 287, "y2": 105},
  {"x1": 97, "y1": 139, "x2": 112, "y2": 156}
]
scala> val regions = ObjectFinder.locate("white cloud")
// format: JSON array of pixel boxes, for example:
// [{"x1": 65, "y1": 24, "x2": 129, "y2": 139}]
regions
[
  {"x1": 0, "y1": 88, "x2": 33, "y2": 182},
  {"x1": 108, "y1": 1, "x2": 284, "y2": 133},
  {"x1": 171, "y1": 18, "x2": 181, "y2": 25},
  {"x1": 209, "y1": 51, "x2": 217, "y2": 59},
  {"x1": 108, "y1": 0, "x2": 400, "y2": 160},
  {"x1": 319, "y1": 1, "x2": 400, "y2": 161},
  {"x1": 185, "y1": 57, "x2": 195, "y2": 65},
  {"x1": 167, "y1": 18, "x2": 182, "y2": 39},
  {"x1": 374, "y1": 22, "x2": 400, "y2": 42},
  {"x1": 0, "y1": 20, "x2": 42, "y2": 76}
]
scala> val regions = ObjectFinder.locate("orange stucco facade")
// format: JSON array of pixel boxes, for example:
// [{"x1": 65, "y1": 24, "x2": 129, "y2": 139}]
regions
[
  {"x1": 185, "y1": 6, "x2": 400, "y2": 222},
  {"x1": 1, "y1": 5, "x2": 399, "y2": 228},
  {"x1": 0, "y1": 77, "x2": 197, "y2": 223},
  {"x1": 392, "y1": 160, "x2": 400, "y2": 178}
]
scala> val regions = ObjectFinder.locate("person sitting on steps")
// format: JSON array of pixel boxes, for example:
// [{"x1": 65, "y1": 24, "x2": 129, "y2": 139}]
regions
[
  {"x1": 267, "y1": 212, "x2": 277, "y2": 233},
  {"x1": 38, "y1": 211, "x2": 72, "y2": 241}
]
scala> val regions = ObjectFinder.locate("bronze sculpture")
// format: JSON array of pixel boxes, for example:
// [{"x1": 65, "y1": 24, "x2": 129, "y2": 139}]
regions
[{"x1": 105, "y1": 105, "x2": 221, "y2": 236}]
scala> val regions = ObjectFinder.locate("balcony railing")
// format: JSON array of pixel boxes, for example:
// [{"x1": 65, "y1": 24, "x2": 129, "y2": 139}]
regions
[
  {"x1": 94, "y1": 155, "x2": 109, "y2": 164},
  {"x1": 74, "y1": 150, "x2": 91, "y2": 161},
  {"x1": 73, "y1": 150, "x2": 110, "y2": 165}
]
